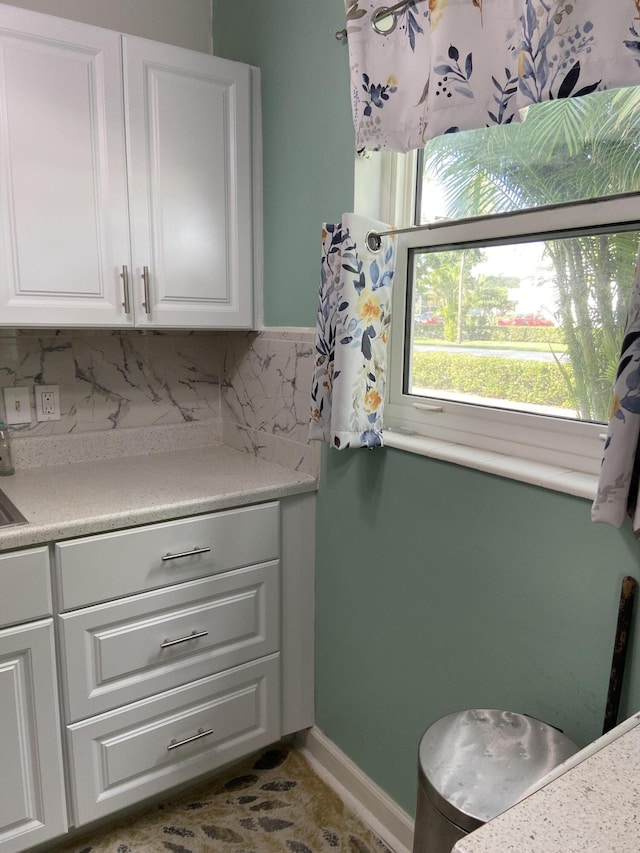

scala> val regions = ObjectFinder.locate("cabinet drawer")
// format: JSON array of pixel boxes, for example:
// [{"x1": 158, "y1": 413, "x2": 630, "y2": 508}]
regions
[
  {"x1": 0, "y1": 547, "x2": 51, "y2": 628},
  {"x1": 55, "y1": 502, "x2": 279, "y2": 609},
  {"x1": 66, "y1": 655, "x2": 280, "y2": 826},
  {"x1": 59, "y1": 561, "x2": 279, "y2": 721}
]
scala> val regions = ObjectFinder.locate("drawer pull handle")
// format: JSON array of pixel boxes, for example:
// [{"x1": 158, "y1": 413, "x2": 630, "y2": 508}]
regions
[
  {"x1": 160, "y1": 629, "x2": 209, "y2": 649},
  {"x1": 167, "y1": 727, "x2": 214, "y2": 751},
  {"x1": 161, "y1": 546, "x2": 211, "y2": 562}
]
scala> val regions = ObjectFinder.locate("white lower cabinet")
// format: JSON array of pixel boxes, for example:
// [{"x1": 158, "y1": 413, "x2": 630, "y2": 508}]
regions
[
  {"x1": 55, "y1": 501, "x2": 287, "y2": 828},
  {"x1": 0, "y1": 549, "x2": 67, "y2": 853},
  {"x1": 67, "y1": 655, "x2": 280, "y2": 825},
  {"x1": 0, "y1": 493, "x2": 315, "y2": 848}
]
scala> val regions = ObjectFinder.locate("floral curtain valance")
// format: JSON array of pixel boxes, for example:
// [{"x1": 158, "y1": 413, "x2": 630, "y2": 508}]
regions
[
  {"x1": 345, "y1": 0, "x2": 640, "y2": 153},
  {"x1": 309, "y1": 214, "x2": 396, "y2": 450}
]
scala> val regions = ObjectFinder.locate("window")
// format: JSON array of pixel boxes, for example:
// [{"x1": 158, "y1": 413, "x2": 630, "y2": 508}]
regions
[{"x1": 383, "y1": 87, "x2": 640, "y2": 481}]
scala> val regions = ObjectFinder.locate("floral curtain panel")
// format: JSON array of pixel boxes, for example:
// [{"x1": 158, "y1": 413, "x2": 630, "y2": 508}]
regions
[
  {"x1": 592, "y1": 252, "x2": 640, "y2": 534},
  {"x1": 309, "y1": 214, "x2": 396, "y2": 449},
  {"x1": 345, "y1": 0, "x2": 640, "y2": 152}
]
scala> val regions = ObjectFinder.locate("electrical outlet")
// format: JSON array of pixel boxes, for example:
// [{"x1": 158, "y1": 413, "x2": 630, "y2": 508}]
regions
[
  {"x1": 3, "y1": 386, "x2": 32, "y2": 425},
  {"x1": 35, "y1": 385, "x2": 61, "y2": 422}
]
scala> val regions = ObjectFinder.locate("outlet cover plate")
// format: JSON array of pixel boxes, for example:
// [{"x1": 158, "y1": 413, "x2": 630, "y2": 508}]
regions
[
  {"x1": 35, "y1": 385, "x2": 61, "y2": 422},
  {"x1": 3, "y1": 386, "x2": 32, "y2": 425}
]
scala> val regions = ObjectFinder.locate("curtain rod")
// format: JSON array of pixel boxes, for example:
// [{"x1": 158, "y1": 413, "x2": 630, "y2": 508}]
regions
[
  {"x1": 335, "y1": 0, "x2": 415, "y2": 40},
  {"x1": 364, "y1": 191, "x2": 640, "y2": 252}
]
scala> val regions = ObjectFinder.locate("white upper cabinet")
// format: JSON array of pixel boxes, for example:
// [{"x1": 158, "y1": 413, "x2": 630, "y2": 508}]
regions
[
  {"x1": 124, "y1": 37, "x2": 253, "y2": 328},
  {"x1": 0, "y1": 6, "x2": 257, "y2": 329},
  {"x1": 0, "y1": 7, "x2": 131, "y2": 327}
]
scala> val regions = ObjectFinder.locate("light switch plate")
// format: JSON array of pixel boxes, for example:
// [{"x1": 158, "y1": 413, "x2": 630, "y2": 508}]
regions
[{"x1": 3, "y1": 386, "x2": 32, "y2": 424}]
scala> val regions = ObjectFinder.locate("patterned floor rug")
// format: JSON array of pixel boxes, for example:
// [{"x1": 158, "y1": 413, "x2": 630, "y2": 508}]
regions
[{"x1": 52, "y1": 745, "x2": 392, "y2": 853}]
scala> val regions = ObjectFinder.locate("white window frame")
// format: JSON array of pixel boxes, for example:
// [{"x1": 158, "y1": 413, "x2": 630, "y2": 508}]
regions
[{"x1": 360, "y1": 152, "x2": 640, "y2": 498}]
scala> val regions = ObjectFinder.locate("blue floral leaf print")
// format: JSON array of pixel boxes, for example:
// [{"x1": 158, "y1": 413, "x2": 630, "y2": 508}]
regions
[
  {"x1": 488, "y1": 110, "x2": 498, "y2": 123},
  {"x1": 434, "y1": 64, "x2": 455, "y2": 75},
  {"x1": 340, "y1": 336, "x2": 353, "y2": 345},
  {"x1": 574, "y1": 82, "x2": 601, "y2": 98},
  {"x1": 536, "y1": 58, "x2": 548, "y2": 92},
  {"x1": 525, "y1": 0, "x2": 536, "y2": 37},
  {"x1": 537, "y1": 22, "x2": 555, "y2": 52},
  {"x1": 370, "y1": 259, "x2": 380, "y2": 286},
  {"x1": 621, "y1": 393, "x2": 640, "y2": 414},
  {"x1": 464, "y1": 53, "x2": 472, "y2": 79},
  {"x1": 519, "y1": 76, "x2": 536, "y2": 103},
  {"x1": 347, "y1": 317, "x2": 358, "y2": 332},
  {"x1": 617, "y1": 354, "x2": 634, "y2": 380},
  {"x1": 448, "y1": 44, "x2": 459, "y2": 61},
  {"x1": 626, "y1": 366, "x2": 640, "y2": 391},
  {"x1": 385, "y1": 244, "x2": 393, "y2": 264},
  {"x1": 455, "y1": 87, "x2": 474, "y2": 99},
  {"x1": 354, "y1": 272, "x2": 366, "y2": 294},
  {"x1": 624, "y1": 37, "x2": 640, "y2": 56},
  {"x1": 404, "y1": 2, "x2": 424, "y2": 52},
  {"x1": 625, "y1": 25, "x2": 640, "y2": 66},
  {"x1": 342, "y1": 264, "x2": 360, "y2": 274},
  {"x1": 557, "y1": 61, "x2": 582, "y2": 99},
  {"x1": 361, "y1": 329, "x2": 372, "y2": 360},
  {"x1": 379, "y1": 270, "x2": 394, "y2": 288},
  {"x1": 360, "y1": 429, "x2": 382, "y2": 447},
  {"x1": 619, "y1": 331, "x2": 640, "y2": 363}
]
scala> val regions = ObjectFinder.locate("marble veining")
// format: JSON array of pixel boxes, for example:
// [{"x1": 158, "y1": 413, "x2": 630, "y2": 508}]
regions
[
  {"x1": 0, "y1": 328, "x2": 319, "y2": 477},
  {"x1": 221, "y1": 329, "x2": 318, "y2": 475},
  {"x1": 0, "y1": 330, "x2": 221, "y2": 435}
]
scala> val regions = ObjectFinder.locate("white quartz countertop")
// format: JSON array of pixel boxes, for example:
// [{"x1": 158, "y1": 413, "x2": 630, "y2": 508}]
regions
[
  {"x1": 453, "y1": 712, "x2": 640, "y2": 853},
  {"x1": 0, "y1": 444, "x2": 316, "y2": 550}
]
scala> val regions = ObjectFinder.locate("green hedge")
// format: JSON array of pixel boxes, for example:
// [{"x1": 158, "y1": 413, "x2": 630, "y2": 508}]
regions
[
  {"x1": 413, "y1": 324, "x2": 565, "y2": 345},
  {"x1": 411, "y1": 351, "x2": 574, "y2": 409}
]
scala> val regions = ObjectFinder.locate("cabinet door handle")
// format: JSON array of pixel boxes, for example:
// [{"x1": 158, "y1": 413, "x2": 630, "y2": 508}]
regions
[
  {"x1": 142, "y1": 265, "x2": 151, "y2": 314},
  {"x1": 160, "y1": 629, "x2": 209, "y2": 649},
  {"x1": 161, "y1": 546, "x2": 211, "y2": 562},
  {"x1": 167, "y1": 727, "x2": 214, "y2": 751},
  {"x1": 120, "y1": 265, "x2": 131, "y2": 314}
]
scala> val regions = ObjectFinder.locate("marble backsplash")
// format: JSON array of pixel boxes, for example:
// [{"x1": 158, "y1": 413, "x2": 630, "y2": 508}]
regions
[
  {"x1": 0, "y1": 328, "x2": 318, "y2": 477},
  {"x1": 221, "y1": 328, "x2": 318, "y2": 477}
]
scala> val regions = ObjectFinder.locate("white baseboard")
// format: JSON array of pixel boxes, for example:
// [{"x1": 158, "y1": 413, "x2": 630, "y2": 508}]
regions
[{"x1": 296, "y1": 727, "x2": 414, "y2": 853}]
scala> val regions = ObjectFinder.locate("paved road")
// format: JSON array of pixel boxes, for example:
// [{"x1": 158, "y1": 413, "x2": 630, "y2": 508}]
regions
[{"x1": 415, "y1": 344, "x2": 568, "y2": 363}]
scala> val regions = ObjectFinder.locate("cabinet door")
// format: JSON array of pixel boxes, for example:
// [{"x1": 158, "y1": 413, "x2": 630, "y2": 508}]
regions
[
  {"x1": 0, "y1": 619, "x2": 67, "y2": 852},
  {"x1": 0, "y1": 6, "x2": 132, "y2": 327},
  {"x1": 124, "y1": 36, "x2": 254, "y2": 328}
]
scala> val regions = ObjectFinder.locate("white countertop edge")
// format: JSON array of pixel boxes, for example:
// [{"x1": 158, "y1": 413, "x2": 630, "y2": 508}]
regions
[
  {"x1": 0, "y1": 481, "x2": 316, "y2": 551},
  {"x1": 382, "y1": 431, "x2": 598, "y2": 501},
  {"x1": 0, "y1": 444, "x2": 317, "y2": 550}
]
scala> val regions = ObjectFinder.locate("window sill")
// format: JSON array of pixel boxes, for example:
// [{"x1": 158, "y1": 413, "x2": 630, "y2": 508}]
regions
[{"x1": 383, "y1": 429, "x2": 598, "y2": 501}]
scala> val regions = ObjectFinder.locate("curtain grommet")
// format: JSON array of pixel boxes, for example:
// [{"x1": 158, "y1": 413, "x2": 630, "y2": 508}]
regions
[
  {"x1": 365, "y1": 231, "x2": 383, "y2": 252},
  {"x1": 371, "y1": 6, "x2": 397, "y2": 34}
]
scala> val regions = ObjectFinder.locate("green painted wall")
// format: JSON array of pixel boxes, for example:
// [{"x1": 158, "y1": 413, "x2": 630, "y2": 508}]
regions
[
  {"x1": 213, "y1": 0, "x2": 640, "y2": 817},
  {"x1": 212, "y1": 0, "x2": 354, "y2": 326}
]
